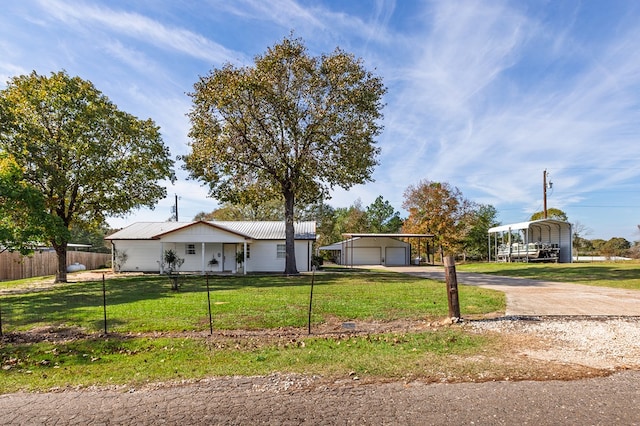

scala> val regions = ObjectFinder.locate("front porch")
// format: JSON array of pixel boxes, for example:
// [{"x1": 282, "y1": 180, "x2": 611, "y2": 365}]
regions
[{"x1": 159, "y1": 241, "x2": 249, "y2": 275}]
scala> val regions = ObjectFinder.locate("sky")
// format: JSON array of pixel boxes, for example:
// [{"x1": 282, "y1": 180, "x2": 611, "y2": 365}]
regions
[{"x1": 1, "y1": 0, "x2": 640, "y2": 241}]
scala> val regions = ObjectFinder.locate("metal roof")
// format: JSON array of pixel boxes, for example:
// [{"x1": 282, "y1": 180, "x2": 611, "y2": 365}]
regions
[
  {"x1": 488, "y1": 219, "x2": 571, "y2": 234},
  {"x1": 106, "y1": 222, "x2": 191, "y2": 240},
  {"x1": 212, "y1": 221, "x2": 316, "y2": 240},
  {"x1": 319, "y1": 234, "x2": 429, "y2": 251},
  {"x1": 106, "y1": 221, "x2": 316, "y2": 241},
  {"x1": 318, "y1": 237, "x2": 360, "y2": 251}
]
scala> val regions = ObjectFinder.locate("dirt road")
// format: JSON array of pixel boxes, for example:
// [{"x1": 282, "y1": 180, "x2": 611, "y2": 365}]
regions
[{"x1": 386, "y1": 266, "x2": 640, "y2": 316}]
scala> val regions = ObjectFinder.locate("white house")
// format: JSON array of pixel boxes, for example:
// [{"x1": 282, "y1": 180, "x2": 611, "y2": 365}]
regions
[{"x1": 105, "y1": 221, "x2": 316, "y2": 274}]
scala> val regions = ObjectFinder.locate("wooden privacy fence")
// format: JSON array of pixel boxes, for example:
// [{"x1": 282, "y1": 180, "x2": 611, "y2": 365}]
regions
[{"x1": 0, "y1": 251, "x2": 112, "y2": 281}]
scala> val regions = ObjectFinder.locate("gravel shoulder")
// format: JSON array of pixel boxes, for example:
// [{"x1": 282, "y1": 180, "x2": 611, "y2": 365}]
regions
[
  {"x1": 387, "y1": 265, "x2": 640, "y2": 371},
  {"x1": 466, "y1": 316, "x2": 640, "y2": 371}
]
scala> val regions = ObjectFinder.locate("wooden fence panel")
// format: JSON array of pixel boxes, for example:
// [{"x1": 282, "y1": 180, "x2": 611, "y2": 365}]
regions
[{"x1": 0, "y1": 251, "x2": 112, "y2": 281}]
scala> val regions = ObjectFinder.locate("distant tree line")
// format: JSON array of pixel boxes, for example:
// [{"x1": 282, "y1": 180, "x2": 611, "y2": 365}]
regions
[
  {"x1": 574, "y1": 236, "x2": 636, "y2": 259},
  {"x1": 194, "y1": 180, "x2": 501, "y2": 263}
]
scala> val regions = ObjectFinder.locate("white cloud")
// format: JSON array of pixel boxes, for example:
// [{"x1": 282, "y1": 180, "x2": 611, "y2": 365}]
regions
[
  {"x1": 38, "y1": 0, "x2": 243, "y2": 64},
  {"x1": 370, "y1": 0, "x2": 640, "y2": 222}
]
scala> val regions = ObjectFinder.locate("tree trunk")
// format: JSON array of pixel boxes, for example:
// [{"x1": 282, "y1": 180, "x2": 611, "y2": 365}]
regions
[
  {"x1": 171, "y1": 275, "x2": 179, "y2": 291},
  {"x1": 283, "y1": 190, "x2": 299, "y2": 275},
  {"x1": 53, "y1": 241, "x2": 68, "y2": 283}
]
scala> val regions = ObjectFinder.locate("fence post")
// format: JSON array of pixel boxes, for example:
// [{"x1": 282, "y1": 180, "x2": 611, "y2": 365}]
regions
[
  {"x1": 0, "y1": 297, "x2": 3, "y2": 337},
  {"x1": 307, "y1": 267, "x2": 316, "y2": 335},
  {"x1": 443, "y1": 256, "x2": 461, "y2": 319},
  {"x1": 206, "y1": 274, "x2": 213, "y2": 335},
  {"x1": 102, "y1": 274, "x2": 108, "y2": 334}
]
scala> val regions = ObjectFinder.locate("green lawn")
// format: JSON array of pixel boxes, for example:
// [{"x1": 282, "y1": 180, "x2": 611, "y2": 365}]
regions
[
  {"x1": 0, "y1": 270, "x2": 507, "y2": 393},
  {"x1": 457, "y1": 261, "x2": 640, "y2": 290},
  {"x1": 0, "y1": 271, "x2": 504, "y2": 333},
  {"x1": 0, "y1": 329, "x2": 495, "y2": 393}
]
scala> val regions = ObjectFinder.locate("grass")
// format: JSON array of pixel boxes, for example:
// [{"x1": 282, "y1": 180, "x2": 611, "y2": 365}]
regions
[
  {"x1": 0, "y1": 329, "x2": 494, "y2": 393},
  {"x1": 0, "y1": 271, "x2": 505, "y2": 333},
  {"x1": 0, "y1": 269, "x2": 507, "y2": 393},
  {"x1": 457, "y1": 261, "x2": 640, "y2": 290}
]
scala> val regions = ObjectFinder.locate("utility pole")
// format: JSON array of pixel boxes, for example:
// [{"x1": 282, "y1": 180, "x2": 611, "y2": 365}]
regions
[
  {"x1": 543, "y1": 170, "x2": 548, "y2": 219},
  {"x1": 543, "y1": 170, "x2": 553, "y2": 219},
  {"x1": 174, "y1": 194, "x2": 179, "y2": 222}
]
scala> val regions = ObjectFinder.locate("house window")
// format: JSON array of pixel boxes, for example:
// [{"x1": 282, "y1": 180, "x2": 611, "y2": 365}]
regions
[
  {"x1": 246, "y1": 244, "x2": 251, "y2": 259},
  {"x1": 185, "y1": 244, "x2": 196, "y2": 255},
  {"x1": 276, "y1": 244, "x2": 286, "y2": 258}
]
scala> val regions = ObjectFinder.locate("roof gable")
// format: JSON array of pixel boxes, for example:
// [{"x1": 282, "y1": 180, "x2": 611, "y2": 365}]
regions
[{"x1": 153, "y1": 221, "x2": 252, "y2": 239}]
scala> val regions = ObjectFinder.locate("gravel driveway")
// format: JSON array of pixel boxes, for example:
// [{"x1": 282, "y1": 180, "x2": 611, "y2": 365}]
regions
[{"x1": 386, "y1": 266, "x2": 640, "y2": 316}]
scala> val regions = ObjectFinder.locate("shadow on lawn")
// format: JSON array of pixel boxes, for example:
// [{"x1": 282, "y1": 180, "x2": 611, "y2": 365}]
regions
[
  {"x1": 0, "y1": 276, "x2": 173, "y2": 330},
  {"x1": 0, "y1": 270, "x2": 421, "y2": 332}
]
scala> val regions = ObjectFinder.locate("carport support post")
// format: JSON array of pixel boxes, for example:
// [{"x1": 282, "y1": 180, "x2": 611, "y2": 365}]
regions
[{"x1": 443, "y1": 256, "x2": 461, "y2": 319}]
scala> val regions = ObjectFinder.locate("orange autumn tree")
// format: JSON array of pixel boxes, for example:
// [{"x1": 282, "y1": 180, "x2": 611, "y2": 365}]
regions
[{"x1": 402, "y1": 180, "x2": 476, "y2": 260}]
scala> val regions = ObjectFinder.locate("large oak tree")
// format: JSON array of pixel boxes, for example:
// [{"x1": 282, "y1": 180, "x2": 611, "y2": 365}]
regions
[
  {"x1": 182, "y1": 36, "x2": 386, "y2": 274},
  {"x1": 0, "y1": 71, "x2": 175, "y2": 282}
]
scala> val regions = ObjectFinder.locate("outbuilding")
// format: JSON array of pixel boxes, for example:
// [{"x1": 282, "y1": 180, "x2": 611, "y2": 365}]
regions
[
  {"x1": 319, "y1": 233, "x2": 434, "y2": 266},
  {"x1": 105, "y1": 221, "x2": 316, "y2": 274},
  {"x1": 488, "y1": 219, "x2": 573, "y2": 263}
]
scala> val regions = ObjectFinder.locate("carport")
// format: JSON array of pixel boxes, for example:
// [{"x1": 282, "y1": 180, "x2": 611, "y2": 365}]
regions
[{"x1": 488, "y1": 219, "x2": 573, "y2": 263}]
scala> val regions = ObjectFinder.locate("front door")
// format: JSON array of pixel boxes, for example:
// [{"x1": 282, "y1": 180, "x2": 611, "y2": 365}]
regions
[{"x1": 223, "y1": 244, "x2": 236, "y2": 272}]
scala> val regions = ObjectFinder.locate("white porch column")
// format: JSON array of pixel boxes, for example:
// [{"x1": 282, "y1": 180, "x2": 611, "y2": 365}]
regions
[
  {"x1": 159, "y1": 242, "x2": 164, "y2": 273},
  {"x1": 201, "y1": 242, "x2": 206, "y2": 274},
  {"x1": 243, "y1": 241, "x2": 247, "y2": 275}
]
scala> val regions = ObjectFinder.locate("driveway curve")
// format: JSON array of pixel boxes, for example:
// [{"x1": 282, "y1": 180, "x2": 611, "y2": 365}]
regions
[{"x1": 385, "y1": 266, "x2": 640, "y2": 316}]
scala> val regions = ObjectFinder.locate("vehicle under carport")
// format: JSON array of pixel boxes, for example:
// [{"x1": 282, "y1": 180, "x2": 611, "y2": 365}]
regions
[{"x1": 488, "y1": 219, "x2": 573, "y2": 263}]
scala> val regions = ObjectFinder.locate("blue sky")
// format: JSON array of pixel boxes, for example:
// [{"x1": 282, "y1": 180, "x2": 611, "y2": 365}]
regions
[{"x1": 2, "y1": 0, "x2": 640, "y2": 241}]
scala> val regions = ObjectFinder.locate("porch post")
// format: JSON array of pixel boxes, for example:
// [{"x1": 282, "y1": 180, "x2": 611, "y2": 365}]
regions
[
  {"x1": 159, "y1": 242, "x2": 164, "y2": 273},
  {"x1": 201, "y1": 242, "x2": 206, "y2": 274},
  {"x1": 243, "y1": 241, "x2": 247, "y2": 275}
]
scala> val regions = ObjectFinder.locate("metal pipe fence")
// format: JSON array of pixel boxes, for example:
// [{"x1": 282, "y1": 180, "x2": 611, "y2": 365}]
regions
[{"x1": 0, "y1": 274, "x2": 226, "y2": 337}]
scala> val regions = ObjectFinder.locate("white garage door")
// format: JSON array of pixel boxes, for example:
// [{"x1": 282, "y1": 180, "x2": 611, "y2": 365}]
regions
[
  {"x1": 385, "y1": 247, "x2": 406, "y2": 265},
  {"x1": 351, "y1": 247, "x2": 381, "y2": 265}
]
